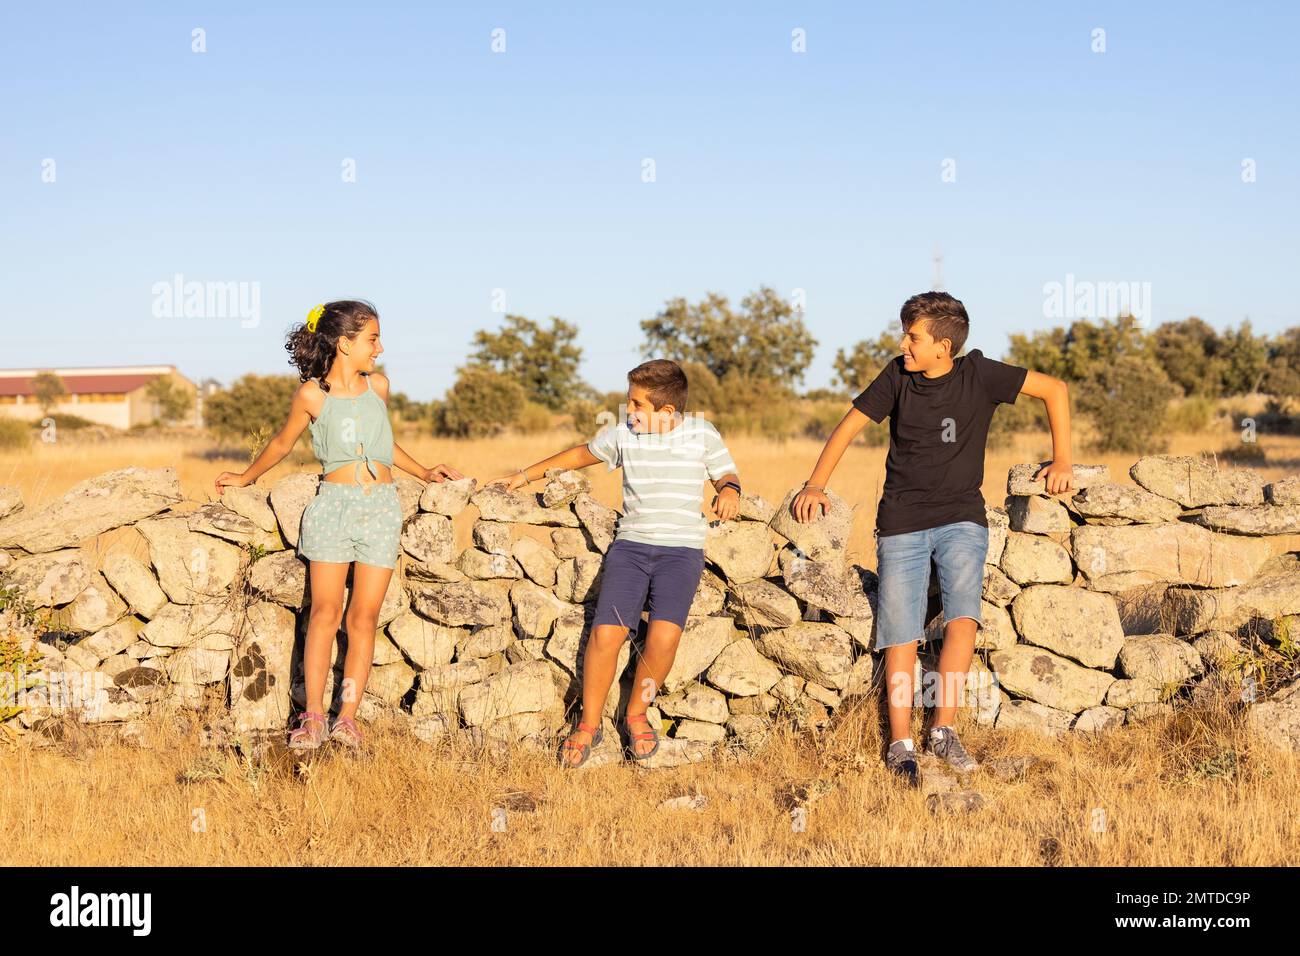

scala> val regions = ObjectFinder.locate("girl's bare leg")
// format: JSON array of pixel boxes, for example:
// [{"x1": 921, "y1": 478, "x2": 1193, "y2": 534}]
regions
[
  {"x1": 304, "y1": 562, "x2": 349, "y2": 715},
  {"x1": 336, "y1": 561, "x2": 394, "y2": 721}
]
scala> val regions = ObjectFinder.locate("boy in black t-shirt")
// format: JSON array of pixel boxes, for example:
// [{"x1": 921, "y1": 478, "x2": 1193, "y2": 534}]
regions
[{"x1": 792, "y1": 292, "x2": 1076, "y2": 785}]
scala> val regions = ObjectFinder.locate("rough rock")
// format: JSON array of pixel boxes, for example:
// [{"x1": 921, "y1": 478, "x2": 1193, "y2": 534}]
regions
[
  {"x1": 768, "y1": 487, "x2": 853, "y2": 562},
  {"x1": 988, "y1": 645, "x2": 1115, "y2": 713},
  {"x1": 401, "y1": 513, "x2": 455, "y2": 565},
  {"x1": 418, "y1": 477, "x2": 476, "y2": 516},
  {"x1": 1072, "y1": 522, "x2": 1277, "y2": 592},
  {"x1": 705, "y1": 520, "x2": 776, "y2": 584},
  {"x1": 1129, "y1": 455, "x2": 1264, "y2": 508},
  {"x1": 0, "y1": 467, "x2": 180, "y2": 552},
  {"x1": 705, "y1": 637, "x2": 783, "y2": 696},
  {"x1": 1117, "y1": 634, "x2": 1204, "y2": 685},
  {"x1": 1005, "y1": 495, "x2": 1072, "y2": 533},
  {"x1": 756, "y1": 622, "x2": 855, "y2": 690},
  {"x1": 268, "y1": 473, "x2": 319, "y2": 547},
  {"x1": 1010, "y1": 584, "x2": 1125, "y2": 669},
  {"x1": 1007, "y1": 462, "x2": 1109, "y2": 496},
  {"x1": 999, "y1": 532, "x2": 1074, "y2": 585},
  {"x1": 471, "y1": 486, "x2": 579, "y2": 527},
  {"x1": 1069, "y1": 482, "x2": 1183, "y2": 524},
  {"x1": 136, "y1": 518, "x2": 243, "y2": 605},
  {"x1": 102, "y1": 551, "x2": 168, "y2": 618}
]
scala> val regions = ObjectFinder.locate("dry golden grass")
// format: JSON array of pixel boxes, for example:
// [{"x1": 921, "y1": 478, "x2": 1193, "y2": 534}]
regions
[{"x1": 1, "y1": 682, "x2": 1293, "y2": 866}]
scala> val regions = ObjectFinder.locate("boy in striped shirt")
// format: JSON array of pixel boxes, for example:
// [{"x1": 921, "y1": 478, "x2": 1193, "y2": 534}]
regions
[{"x1": 487, "y1": 359, "x2": 741, "y2": 766}]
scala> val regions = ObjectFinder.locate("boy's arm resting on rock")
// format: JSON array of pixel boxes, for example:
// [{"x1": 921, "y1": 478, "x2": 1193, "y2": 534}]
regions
[
  {"x1": 1018, "y1": 370, "x2": 1075, "y2": 494},
  {"x1": 486, "y1": 444, "x2": 602, "y2": 491},
  {"x1": 792, "y1": 407, "x2": 871, "y2": 522}
]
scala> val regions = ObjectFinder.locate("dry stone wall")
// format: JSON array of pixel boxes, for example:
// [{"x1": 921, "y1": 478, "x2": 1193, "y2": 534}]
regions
[{"x1": 3, "y1": 457, "x2": 1299, "y2": 763}]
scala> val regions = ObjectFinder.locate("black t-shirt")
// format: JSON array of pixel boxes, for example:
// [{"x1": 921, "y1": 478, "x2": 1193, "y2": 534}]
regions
[{"x1": 852, "y1": 349, "x2": 1029, "y2": 537}]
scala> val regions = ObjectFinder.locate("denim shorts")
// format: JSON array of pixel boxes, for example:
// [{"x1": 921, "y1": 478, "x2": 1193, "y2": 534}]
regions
[
  {"x1": 874, "y1": 520, "x2": 989, "y2": 650},
  {"x1": 591, "y1": 538, "x2": 706, "y2": 631},
  {"x1": 297, "y1": 481, "x2": 403, "y2": 569}
]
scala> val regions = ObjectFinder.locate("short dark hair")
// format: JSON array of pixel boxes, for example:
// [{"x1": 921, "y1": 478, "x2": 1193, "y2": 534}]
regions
[
  {"x1": 628, "y1": 359, "x2": 688, "y2": 411},
  {"x1": 900, "y1": 292, "x2": 969, "y2": 357}
]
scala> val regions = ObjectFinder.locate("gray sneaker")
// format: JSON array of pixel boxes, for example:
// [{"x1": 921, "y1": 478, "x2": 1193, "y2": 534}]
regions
[
  {"x1": 885, "y1": 740, "x2": 919, "y2": 787},
  {"x1": 926, "y1": 725, "x2": 978, "y2": 772}
]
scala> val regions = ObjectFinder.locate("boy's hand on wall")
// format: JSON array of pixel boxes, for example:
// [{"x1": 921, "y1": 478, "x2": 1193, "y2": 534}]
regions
[
  {"x1": 713, "y1": 487, "x2": 740, "y2": 521},
  {"x1": 791, "y1": 487, "x2": 830, "y2": 523},
  {"x1": 486, "y1": 470, "x2": 528, "y2": 492},
  {"x1": 1033, "y1": 460, "x2": 1075, "y2": 495}
]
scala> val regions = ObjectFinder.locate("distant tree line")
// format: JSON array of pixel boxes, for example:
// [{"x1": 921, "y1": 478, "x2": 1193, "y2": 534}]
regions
[{"x1": 200, "y1": 290, "x2": 1299, "y2": 456}]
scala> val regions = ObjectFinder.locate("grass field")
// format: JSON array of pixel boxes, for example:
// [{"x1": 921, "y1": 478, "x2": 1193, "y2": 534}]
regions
[
  {"x1": 2, "y1": 405, "x2": 1298, "y2": 866},
  {"x1": 1, "y1": 685, "x2": 1292, "y2": 866}
]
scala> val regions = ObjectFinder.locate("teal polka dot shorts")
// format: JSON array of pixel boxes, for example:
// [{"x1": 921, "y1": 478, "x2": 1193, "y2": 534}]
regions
[{"x1": 297, "y1": 481, "x2": 403, "y2": 569}]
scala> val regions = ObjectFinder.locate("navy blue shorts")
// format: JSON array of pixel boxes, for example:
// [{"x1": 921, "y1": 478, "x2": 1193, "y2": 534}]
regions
[{"x1": 591, "y1": 538, "x2": 706, "y2": 631}]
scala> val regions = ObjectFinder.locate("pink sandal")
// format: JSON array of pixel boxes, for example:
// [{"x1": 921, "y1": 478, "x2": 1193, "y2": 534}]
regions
[
  {"x1": 288, "y1": 711, "x2": 329, "y2": 750},
  {"x1": 330, "y1": 715, "x2": 365, "y2": 749}
]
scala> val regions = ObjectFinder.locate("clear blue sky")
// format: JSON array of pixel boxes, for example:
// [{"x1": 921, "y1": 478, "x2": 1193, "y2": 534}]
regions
[{"x1": 4, "y1": 1, "x2": 1297, "y2": 400}]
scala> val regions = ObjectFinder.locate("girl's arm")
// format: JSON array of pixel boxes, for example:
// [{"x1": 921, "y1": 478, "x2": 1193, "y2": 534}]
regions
[
  {"x1": 214, "y1": 382, "x2": 317, "y2": 493},
  {"x1": 486, "y1": 444, "x2": 601, "y2": 491},
  {"x1": 791, "y1": 407, "x2": 870, "y2": 522},
  {"x1": 392, "y1": 441, "x2": 464, "y2": 483},
  {"x1": 370, "y1": 373, "x2": 464, "y2": 483}
]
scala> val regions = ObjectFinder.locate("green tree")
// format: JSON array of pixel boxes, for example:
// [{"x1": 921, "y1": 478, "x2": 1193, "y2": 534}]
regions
[
  {"x1": 1261, "y1": 326, "x2": 1300, "y2": 411},
  {"x1": 1218, "y1": 320, "x2": 1270, "y2": 395},
  {"x1": 1006, "y1": 327, "x2": 1069, "y2": 380},
  {"x1": 1075, "y1": 355, "x2": 1180, "y2": 454},
  {"x1": 1152, "y1": 317, "x2": 1227, "y2": 397},
  {"x1": 30, "y1": 371, "x2": 67, "y2": 416},
  {"x1": 145, "y1": 377, "x2": 192, "y2": 425},
  {"x1": 640, "y1": 286, "x2": 817, "y2": 388},
  {"x1": 469, "y1": 315, "x2": 586, "y2": 411},
  {"x1": 433, "y1": 366, "x2": 525, "y2": 437},
  {"x1": 203, "y1": 374, "x2": 301, "y2": 443},
  {"x1": 1007, "y1": 315, "x2": 1154, "y2": 385}
]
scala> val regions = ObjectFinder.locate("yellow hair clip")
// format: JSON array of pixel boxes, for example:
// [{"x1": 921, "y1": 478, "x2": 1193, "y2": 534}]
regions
[{"x1": 305, "y1": 303, "x2": 325, "y2": 333}]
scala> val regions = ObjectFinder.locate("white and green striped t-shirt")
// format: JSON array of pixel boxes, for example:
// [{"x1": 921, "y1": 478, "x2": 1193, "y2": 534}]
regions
[{"x1": 587, "y1": 414, "x2": 738, "y2": 549}]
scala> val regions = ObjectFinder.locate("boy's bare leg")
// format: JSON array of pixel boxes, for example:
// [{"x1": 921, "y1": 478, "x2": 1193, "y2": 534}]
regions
[
  {"x1": 884, "y1": 640, "x2": 920, "y2": 743},
  {"x1": 932, "y1": 616, "x2": 978, "y2": 729},
  {"x1": 625, "y1": 618, "x2": 683, "y2": 756},
  {"x1": 561, "y1": 622, "x2": 628, "y2": 766}
]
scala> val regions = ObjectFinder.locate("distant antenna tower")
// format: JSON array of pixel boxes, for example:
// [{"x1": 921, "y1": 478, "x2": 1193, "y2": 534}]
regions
[{"x1": 931, "y1": 243, "x2": 944, "y2": 291}]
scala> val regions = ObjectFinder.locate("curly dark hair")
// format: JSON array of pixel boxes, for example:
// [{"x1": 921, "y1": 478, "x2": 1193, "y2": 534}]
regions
[{"x1": 284, "y1": 300, "x2": 379, "y2": 392}]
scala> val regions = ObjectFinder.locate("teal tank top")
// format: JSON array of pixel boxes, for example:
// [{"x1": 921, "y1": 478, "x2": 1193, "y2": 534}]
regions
[{"x1": 309, "y1": 375, "x2": 395, "y2": 482}]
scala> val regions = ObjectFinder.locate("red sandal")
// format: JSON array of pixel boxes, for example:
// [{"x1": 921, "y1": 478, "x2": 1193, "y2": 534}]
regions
[
  {"x1": 559, "y1": 721, "x2": 604, "y2": 769},
  {"x1": 624, "y1": 712, "x2": 660, "y2": 761}
]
